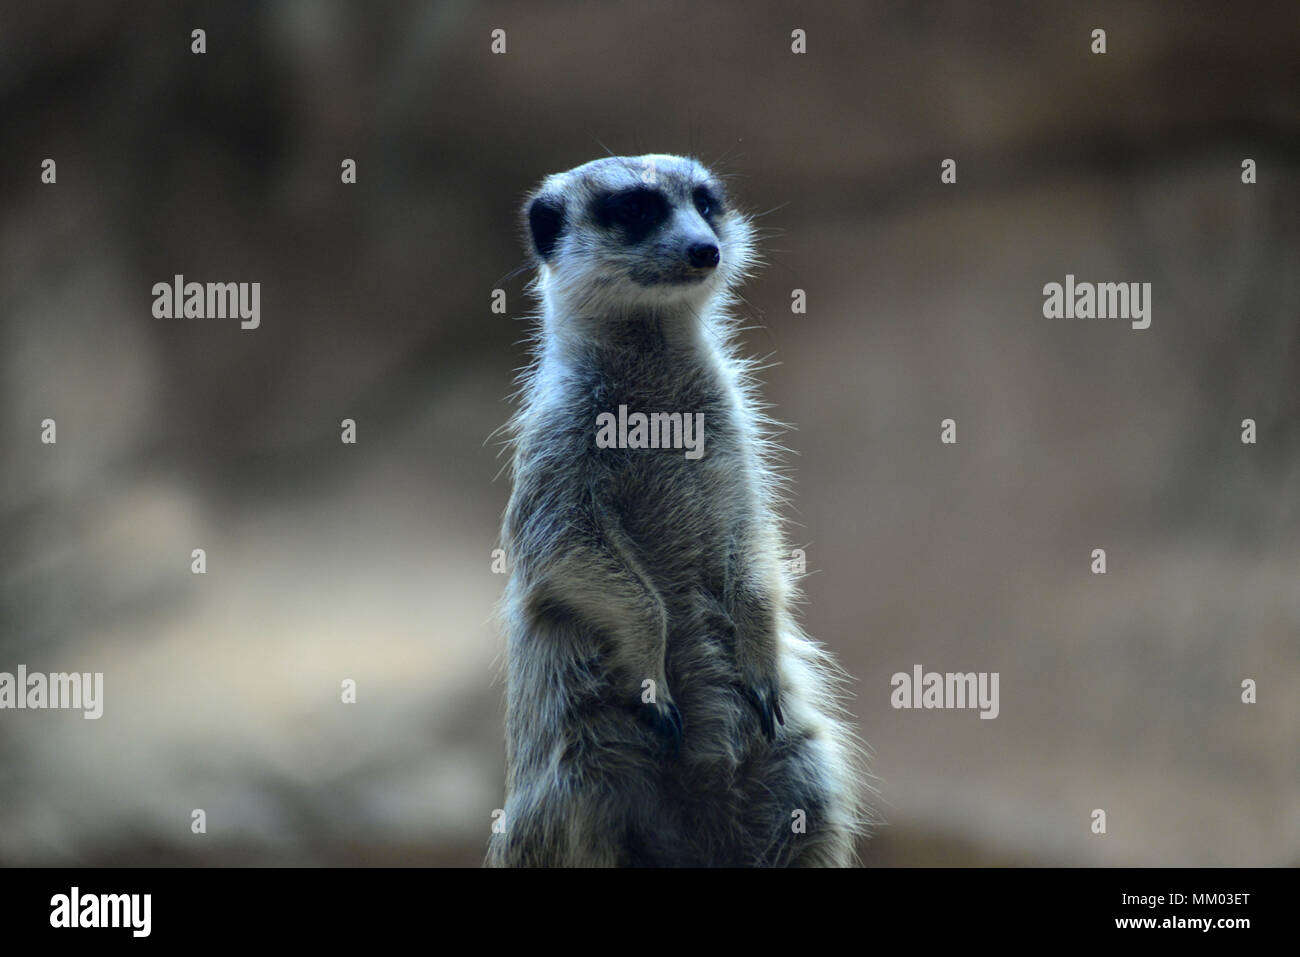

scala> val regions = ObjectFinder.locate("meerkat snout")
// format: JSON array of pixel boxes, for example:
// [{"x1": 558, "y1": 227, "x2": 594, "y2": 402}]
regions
[{"x1": 686, "y1": 241, "x2": 720, "y2": 270}]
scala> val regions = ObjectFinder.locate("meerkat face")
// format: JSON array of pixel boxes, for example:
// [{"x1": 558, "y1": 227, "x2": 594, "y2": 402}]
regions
[{"x1": 523, "y1": 154, "x2": 755, "y2": 315}]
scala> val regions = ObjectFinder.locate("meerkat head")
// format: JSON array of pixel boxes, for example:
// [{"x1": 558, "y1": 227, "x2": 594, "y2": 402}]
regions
[{"x1": 523, "y1": 154, "x2": 755, "y2": 318}]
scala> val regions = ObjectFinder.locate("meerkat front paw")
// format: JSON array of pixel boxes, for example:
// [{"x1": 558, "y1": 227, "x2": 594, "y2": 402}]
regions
[
  {"x1": 633, "y1": 677, "x2": 682, "y2": 750},
  {"x1": 739, "y1": 676, "x2": 785, "y2": 742},
  {"x1": 723, "y1": 584, "x2": 786, "y2": 742},
  {"x1": 732, "y1": 638, "x2": 785, "y2": 741},
  {"x1": 641, "y1": 697, "x2": 683, "y2": 751}
]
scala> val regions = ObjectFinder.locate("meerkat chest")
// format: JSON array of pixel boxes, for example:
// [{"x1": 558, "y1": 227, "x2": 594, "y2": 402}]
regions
[
  {"x1": 587, "y1": 400, "x2": 755, "y2": 581},
  {"x1": 546, "y1": 344, "x2": 759, "y2": 577}
]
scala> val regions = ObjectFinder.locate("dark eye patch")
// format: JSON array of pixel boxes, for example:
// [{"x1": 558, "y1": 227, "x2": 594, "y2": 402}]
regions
[
  {"x1": 592, "y1": 187, "x2": 671, "y2": 243},
  {"x1": 693, "y1": 185, "x2": 722, "y2": 220}
]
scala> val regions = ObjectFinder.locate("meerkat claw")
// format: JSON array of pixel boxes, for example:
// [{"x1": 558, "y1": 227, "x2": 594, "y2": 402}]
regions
[
  {"x1": 642, "y1": 699, "x2": 683, "y2": 751},
  {"x1": 740, "y1": 682, "x2": 783, "y2": 742}
]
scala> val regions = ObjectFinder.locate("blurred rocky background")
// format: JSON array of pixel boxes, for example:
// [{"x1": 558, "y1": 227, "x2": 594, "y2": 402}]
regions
[{"x1": 1, "y1": 0, "x2": 1296, "y2": 865}]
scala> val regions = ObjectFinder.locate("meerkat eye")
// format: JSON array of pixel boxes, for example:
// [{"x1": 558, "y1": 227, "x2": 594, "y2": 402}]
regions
[
  {"x1": 593, "y1": 187, "x2": 670, "y2": 241},
  {"x1": 693, "y1": 186, "x2": 720, "y2": 219}
]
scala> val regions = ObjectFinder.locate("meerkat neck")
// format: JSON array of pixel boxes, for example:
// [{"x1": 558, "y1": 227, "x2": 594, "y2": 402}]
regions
[{"x1": 543, "y1": 298, "x2": 728, "y2": 370}]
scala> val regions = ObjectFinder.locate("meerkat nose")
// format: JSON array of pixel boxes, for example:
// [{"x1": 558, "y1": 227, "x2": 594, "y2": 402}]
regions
[{"x1": 686, "y1": 242, "x2": 720, "y2": 269}]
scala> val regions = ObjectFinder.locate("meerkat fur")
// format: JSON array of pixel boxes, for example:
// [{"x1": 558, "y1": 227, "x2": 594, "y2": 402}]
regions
[{"x1": 488, "y1": 154, "x2": 869, "y2": 867}]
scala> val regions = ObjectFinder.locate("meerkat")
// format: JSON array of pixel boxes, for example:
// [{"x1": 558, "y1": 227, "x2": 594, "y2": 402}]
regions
[{"x1": 487, "y1": 154, "x2": 867, "y2": 867}]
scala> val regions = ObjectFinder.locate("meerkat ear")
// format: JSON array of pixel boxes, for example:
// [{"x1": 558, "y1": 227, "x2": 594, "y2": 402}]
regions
[{"x1": 527, "y1": 195, "x2": 565, "y2": 261}]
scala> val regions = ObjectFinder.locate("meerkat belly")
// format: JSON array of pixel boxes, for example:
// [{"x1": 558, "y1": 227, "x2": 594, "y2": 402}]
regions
[{"x1": 594, "y1": 430, "x2": 762, "y2": 757}]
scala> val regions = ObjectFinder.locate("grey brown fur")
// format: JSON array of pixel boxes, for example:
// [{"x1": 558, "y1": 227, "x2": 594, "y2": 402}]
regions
[{"x1": 487, "y1": 155, "x2": 867, "y2": 866}]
